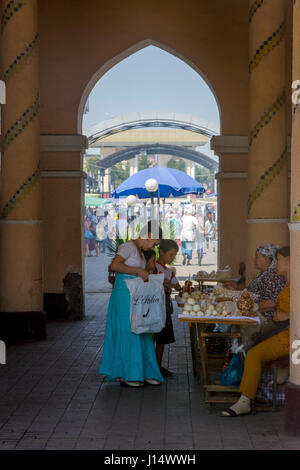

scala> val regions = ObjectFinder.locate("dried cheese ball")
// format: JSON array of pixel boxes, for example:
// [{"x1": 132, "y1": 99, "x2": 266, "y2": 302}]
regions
[{"x1": 184, "y1": 304, "x2": 193, "y2": 312}]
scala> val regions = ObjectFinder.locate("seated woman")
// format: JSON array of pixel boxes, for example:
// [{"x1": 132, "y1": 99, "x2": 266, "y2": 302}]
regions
[
  {"x1": 221, "y1": 246, "x2": 290, "y2": 417},
  {"x1": 225, "y1": 244, "x2": 286, "y2": 320}
]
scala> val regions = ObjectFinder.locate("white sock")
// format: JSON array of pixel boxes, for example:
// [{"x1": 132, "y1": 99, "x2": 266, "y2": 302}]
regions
[{"x1": 228, "y1": 395, "x2": 251, "y2": 415}]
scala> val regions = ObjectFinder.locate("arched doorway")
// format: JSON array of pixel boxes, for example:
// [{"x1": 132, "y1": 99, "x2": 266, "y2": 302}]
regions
[
  {"x1": 39, "y1": 1, "x2": 249, "y2": 320},
  {"x1": 77, "y1": 39, "x2": 222, "y2": 134},
  {"x1": 80, "y1": 43, "x2": 221, "y2": 291}
]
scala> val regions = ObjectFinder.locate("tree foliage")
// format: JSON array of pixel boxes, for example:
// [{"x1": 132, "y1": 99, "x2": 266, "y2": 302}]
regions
[
  {"x1": 167, "y1": 158, "x2": 186, "y2": 172},
  {"x1": 85, "y1": 156, "x2": 101, "y2": 179},
  {"x1": 195, "y1": 164, "x2": 214, "y2": 191},
  {"x1": 138, "y1": 153, "x2": 152, "y2": 170},
  {"x1": 110, "y1": 162, "x2": 130, "y2": 189}
]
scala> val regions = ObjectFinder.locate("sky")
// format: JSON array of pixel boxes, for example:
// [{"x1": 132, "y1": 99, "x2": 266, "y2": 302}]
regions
[{"x1": 82, "y1": 46, "x2": 220, "y2": 133}]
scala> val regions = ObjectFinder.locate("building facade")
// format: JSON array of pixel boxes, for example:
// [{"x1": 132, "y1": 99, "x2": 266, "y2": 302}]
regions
[{"x1": 0, "y1": 0, "x2": 300, "y2": 434}]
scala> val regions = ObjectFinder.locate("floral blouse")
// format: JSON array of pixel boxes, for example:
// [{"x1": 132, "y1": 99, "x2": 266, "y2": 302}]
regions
[{"x1": 247, "y1": 268, "x2": 286, "y2": 320}]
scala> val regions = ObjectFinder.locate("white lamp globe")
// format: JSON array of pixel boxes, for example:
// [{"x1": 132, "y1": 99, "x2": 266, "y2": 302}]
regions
[
  {"x1": 145, "y1": 178, "x2": 158, "y2": 193},
  {"x1": 126, "y1": 195, "x2": 137, "y2": 207}
]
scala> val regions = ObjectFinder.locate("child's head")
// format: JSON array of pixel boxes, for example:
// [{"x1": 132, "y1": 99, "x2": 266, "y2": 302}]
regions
[
  {"x1": 159, "y1": 239, "x2": 179, "y2": 265},
  {"x1": 143, "y1": 249, "x2": 157, "y2": 273}
]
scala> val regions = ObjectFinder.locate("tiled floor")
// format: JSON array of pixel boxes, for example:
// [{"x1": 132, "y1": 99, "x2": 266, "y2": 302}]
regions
[{"x1": 0, "y1": 252, "x2": 299, "y2": 450}]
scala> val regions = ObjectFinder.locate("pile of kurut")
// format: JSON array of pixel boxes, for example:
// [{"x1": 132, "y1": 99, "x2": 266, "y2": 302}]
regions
[
  {"x1": 180, "y1": 290, "x2": 232, "y2": 318},
  {"x1": 179, "y1": 285, "x2": 258, "y2": 318}
]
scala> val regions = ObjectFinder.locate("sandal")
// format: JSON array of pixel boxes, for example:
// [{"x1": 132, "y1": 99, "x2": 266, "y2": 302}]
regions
[
  {"x1": 119, "y1": 379, "x2": 144, "y2": 388},
  {"x1": 221, "y1": 407, "x2": 251, "y2": 417},
  {"x1": 144, "y1": 379, "x2": 161, "y2": 386}
]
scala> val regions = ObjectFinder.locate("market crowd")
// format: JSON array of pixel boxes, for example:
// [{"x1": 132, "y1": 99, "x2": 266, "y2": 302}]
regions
[
  {"x1": 84, "y1": 206, "x2": 114, "y2": 257},
  {"x1": 84, "y1": 203, "x2": 217, "y2": 264}
]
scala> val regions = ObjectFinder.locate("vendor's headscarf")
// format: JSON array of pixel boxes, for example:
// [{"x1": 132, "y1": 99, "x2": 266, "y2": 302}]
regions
[{"x1": 256, "y1": 244, "x2": 279, "y2": 270}]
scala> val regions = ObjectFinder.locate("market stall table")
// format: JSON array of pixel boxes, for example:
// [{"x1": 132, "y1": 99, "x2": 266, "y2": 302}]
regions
[
  {"x1": 178, "y1": 312, "x2": 260, "y2": 412},
  {"x1": 194, "y1": 277, "x2": 234, "y2": 293}
]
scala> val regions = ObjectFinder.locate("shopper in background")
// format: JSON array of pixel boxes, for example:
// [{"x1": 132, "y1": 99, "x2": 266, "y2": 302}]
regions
[
  {"x1": 205, "y1": 212, "x2": 216, "y2": 252},
  {"x1": 181, "y1": 208, "x2": 199, "y2": 265}
]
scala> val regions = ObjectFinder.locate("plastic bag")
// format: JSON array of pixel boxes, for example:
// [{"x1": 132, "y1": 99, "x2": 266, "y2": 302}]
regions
[
  {"x1": 221, "y1": 354, "x2": 244, "y2": 386},
  {"x1": 125, "y1": 274, "x2": 166, "y2": 334}
]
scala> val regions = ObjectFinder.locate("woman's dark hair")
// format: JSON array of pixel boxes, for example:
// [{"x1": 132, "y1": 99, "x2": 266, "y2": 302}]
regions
[
  {"x1": 159, "y1": 239, "x2": 179, "y2": 253},
  {"x1": 276, "y1": 246, "x2": 290, "y2": 258},
  {"x1": 142, "y1": 250, "x2": 156, "y2": 262}
]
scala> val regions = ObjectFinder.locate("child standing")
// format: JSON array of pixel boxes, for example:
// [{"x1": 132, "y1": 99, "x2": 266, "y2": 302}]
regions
[{"x1": 154, "y1": 240, "x2": 181, "y2": 377}]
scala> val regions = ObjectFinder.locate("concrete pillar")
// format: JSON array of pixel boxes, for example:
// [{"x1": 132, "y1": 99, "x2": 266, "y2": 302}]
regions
[
  {"x1": 247, "y1": 0, "x2": 289, "y2": 281},
  {"x1": 285, "y1": 0, "x2": 300, "y2": 437},
  {"x1": 40, "y1": 135, "x2": 87, "y2": 322},
  {"x1": 186, "y1": 161, "x2": 192, "y2": 177},
  {"x1": 103, "y1": 169, "x2": 111, "y2": 195},
  {"x1": 0, "y1": 1, "x2": 44, "y2": 328},
  {"x1": 190, "y1": 161, "x2": 195, "y2": 179},
  {"x1": 129, "y1": 159, "x2": 135, "y2": 176},
  {"x1": 154, "y1": 154, "x2": 161, "y2": 166},
  {"x1": 134, "y1": 155, "x2": 138, "y2": 173}
]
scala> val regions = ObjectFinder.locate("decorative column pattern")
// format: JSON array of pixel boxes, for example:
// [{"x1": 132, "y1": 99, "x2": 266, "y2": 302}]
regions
[
  {"x1": 0, "y1": 0, "x2": 43, "y2": 313},
  {"x1": 285, "y1": 0, "x2": 300, "y2": 437},
  {"x1": 247, "y1": 0, "x2": 289, "y2": 281}
]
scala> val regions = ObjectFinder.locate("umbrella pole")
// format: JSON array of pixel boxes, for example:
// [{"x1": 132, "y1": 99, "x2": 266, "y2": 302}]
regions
[
  {"x1": 157, "y1": 185, "x2": 160, "y2": 225},
  {"x1": 150, "y1": 194, "x2": 155, "y2": 234}
]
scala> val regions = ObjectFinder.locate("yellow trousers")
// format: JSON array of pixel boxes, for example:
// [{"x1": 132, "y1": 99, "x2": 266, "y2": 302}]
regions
[{"x1": 239, "y1": 329, "x2": 289, "y2": 400}]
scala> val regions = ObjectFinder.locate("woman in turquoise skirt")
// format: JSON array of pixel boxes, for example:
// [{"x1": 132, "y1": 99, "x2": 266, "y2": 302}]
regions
[{"x1": 99, "y1": 226, "x2": 164, "y2": 388}]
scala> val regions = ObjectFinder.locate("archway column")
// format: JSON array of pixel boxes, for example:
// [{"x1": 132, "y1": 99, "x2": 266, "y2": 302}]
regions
[
  {"x1": 212, "y1": 136, "x2": 249, "y2": 275},
  {"x1": 40, "y1": 135, "x2": 87, "y2": 321},
  {"x1": 0, "y1": 0, "x2": 45, "y2": 338},
  {"x1": 285, "y1": 0, "x2": 300, "y2": 437},
  {"x1": 247, "y1": 0, "x2": 289, "y2": 282}
]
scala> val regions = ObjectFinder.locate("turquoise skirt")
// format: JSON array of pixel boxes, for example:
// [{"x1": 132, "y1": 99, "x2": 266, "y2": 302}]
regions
[{"x1": 98, "y1": 273, "x2": 164, "y2": 383}]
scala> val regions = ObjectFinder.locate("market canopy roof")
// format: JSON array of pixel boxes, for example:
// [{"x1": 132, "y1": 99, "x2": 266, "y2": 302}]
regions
[{"x1": 85, "y1": 195, "x2": 111, "y2": 207}]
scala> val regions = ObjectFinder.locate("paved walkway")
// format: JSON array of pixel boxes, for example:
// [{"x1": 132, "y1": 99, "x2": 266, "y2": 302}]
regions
[
  {"x1": 84, "y1": 244, "x2": 218, "y2": 293},
  {"x1": 0, "y1": 249, "x2": 299, "y2": 450}
]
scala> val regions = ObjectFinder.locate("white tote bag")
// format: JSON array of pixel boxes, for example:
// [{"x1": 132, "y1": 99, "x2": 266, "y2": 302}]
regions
[{"x1": 125, "y1": 274, "x2": 166, "y2": 334}]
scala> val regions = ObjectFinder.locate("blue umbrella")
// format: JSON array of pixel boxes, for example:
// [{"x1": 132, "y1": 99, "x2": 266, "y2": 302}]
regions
[{"x1": 112, "y1": 167, "x2": 206, "y2": 199}]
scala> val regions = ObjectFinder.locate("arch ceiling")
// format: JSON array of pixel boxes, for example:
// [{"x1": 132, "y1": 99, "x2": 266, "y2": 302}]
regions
[{"x1": 85, "y1": 111, "x2": 220, "y2": 147}]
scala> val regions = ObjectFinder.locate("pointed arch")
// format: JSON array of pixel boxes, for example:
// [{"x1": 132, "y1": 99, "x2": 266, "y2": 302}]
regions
[{"x1": 77, "y1": 39, "x2": 221, "y2": 134}]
